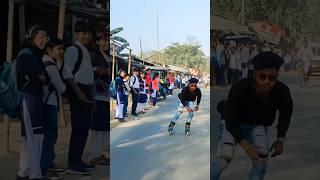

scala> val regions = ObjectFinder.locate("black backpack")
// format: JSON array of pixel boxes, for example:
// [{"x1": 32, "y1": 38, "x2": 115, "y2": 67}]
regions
[
  {"x1": 61, "y1": 44, "x2": 83, "y2": 95},
  {"x1": 42, "y1": 61, "x2": 61, "y2": 108}
]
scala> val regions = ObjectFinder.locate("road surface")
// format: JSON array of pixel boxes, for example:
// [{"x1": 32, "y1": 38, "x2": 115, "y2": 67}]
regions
[{"x1": 111, "y1": 88, "x2": 210, "y2": 180}]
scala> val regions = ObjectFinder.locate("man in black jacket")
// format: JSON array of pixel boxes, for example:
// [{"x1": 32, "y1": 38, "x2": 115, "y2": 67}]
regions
[
  {"x1": 168, "y1": 78, "x2": 202, "y2": 135},
  {"x1": 211, "y1": 52, "x2": 293, "y2": 180}
]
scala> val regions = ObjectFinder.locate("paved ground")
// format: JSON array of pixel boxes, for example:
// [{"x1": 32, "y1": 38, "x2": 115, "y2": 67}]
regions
[
  {"x1": 0, "y1": 115, "x2": 108, "y2": 179},
  {"x1": 110, "y1": 88, "x2": 210, "y2": 180},
  {"x1": 211, "y1": 72, "x2": 320, "y2": 180}
]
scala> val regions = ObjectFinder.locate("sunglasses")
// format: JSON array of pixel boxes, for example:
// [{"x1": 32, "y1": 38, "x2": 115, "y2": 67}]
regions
[
  {"x1": 257, "y1": 73, "x2": 278, "y2": 82},
  {"x1": 190, "y1": 84, "x2": 197, "y2": 87}
]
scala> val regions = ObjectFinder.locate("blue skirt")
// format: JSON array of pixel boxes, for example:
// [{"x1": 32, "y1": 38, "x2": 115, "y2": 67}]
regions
[{"x1": 139, "y1": 93, "x2": 147, "y2": 103}]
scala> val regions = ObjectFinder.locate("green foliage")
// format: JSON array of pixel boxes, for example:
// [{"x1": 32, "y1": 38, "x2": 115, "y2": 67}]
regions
[{"x1": 143, "y1": 38, "x2": 209, "y2": 74}]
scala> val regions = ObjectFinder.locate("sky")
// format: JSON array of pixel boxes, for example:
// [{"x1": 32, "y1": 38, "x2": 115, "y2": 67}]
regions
[{"x1": 110, "y1": 0, "x2": 210, "y2": 57}]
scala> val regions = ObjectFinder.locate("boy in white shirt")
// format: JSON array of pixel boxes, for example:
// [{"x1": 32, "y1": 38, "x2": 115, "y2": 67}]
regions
[{"x1": 41, "y1": 37, "x2": 66, "y2": 179}]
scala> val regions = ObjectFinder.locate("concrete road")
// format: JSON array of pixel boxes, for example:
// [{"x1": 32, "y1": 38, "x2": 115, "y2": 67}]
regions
[
  {"x1": 211, "y1": 72, "x2": 320, "y2": 180},
  {"x1": 111, "y1": 88, "x2": 210, "y2": 180}
]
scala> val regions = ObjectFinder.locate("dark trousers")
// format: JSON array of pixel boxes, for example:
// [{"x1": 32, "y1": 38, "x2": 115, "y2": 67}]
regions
[
  {"x1": 41, "y1": 105, "x2": 58, "y2": 174},
  {"x1": 68, "y1": 84, "x2": 93, "y2": 167},
  {"x1": 131, "y1": 88, "x2": 139, "y2": 115},
  {"x1": 123, "y1": 94, "x2": 128, "y2": 116},
  {"x1": 91, "y1": 100, "x2": 109, "y2": 131},
  {"x1": 215, "y1": 66, "x2": 224, "y2": 86},
  {"x1": 152, "y1": 91, "x2": 158, "y2": 106},
  {"x1": 247, "y1": 69, "x2": 254, "y2": 79}
]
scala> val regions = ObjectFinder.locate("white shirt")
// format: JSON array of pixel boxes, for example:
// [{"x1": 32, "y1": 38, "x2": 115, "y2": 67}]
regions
[
  {"x1": 130, "y1": 75, "x2": 140, "y2": 89},
  {"x1": 236, "y1": 51, "x2": 242, "y2": 70},
  {"x1": 42, "y1": 55, "x2": 66, "y2": 106},
  {"x1": 297, "y1": 46, "x2": 313, "y2": 65},
  {"x1": 242, "y1": 47, "x2": 250, "y2": 63},
  {"x1": 124, "y1": 80, "x2": 130, "y2": 95},
  {"x1": 63, "y1": 41, "x2": 94, "y2": 85},
  {"x1": 284, "y1": 54, "x2": 292, "y2": 63},
  {"x1": 229, "y1": 53, "x2": 237, "y2": 69}
]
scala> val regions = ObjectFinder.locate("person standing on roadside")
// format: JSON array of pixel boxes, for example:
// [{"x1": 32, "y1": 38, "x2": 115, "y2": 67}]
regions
[{"x1": 62, "y1": 20, "x2": 95, "y2": 175}]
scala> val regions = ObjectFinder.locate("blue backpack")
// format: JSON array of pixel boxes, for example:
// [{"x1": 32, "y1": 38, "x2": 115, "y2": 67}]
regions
[
  {"x1": 109, "y1": 80, "x2": 117, "y2": 99},
  {"x1": 0, "y1": 48, "x2": 35, "y2": 119}
]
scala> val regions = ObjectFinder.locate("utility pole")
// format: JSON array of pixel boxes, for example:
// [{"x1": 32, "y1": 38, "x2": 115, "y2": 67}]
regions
[
  {"x1": 4, "y1": 0, "x2": 15, "y2": 152},
  {"x1": 58, "y1": 0, "x2": 66, "y2": 126},
  {"x1": 140, "y1": 37, "x2": 143, "y2": 59},
  {"x1": 157, "y1": 11, "x2": 160, "y2": 63},
  {"x1": 241, "y1": 0, "x2": 245, "y2": 25}
]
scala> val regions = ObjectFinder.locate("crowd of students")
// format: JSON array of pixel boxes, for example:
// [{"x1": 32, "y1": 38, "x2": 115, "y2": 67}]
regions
[
  {"x1": 114, "y1": 68, "x2": 161, "y2": 122},
  {"x1": 212, "y1": 39, "x2": 302, "y2": 87},
  {"x1": 12, "y1": 20, "x2": 110, "y2": 180},
  {"x1": 113, "y1": 69, "x2": 196, "y2": 122}
]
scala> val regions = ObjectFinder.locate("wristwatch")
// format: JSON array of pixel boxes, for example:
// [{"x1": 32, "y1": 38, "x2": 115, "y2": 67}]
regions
[{"x1": 277, "y1": 137, "x2": 287, "y2": 143}]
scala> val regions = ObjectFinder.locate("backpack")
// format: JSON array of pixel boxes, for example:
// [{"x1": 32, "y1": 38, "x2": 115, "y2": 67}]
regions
[
  {"x1": 42, "y1": 61, "x2": 59, "y2": 106},
  {"x1": 60, "y1": 44, "x2": 83, "y2": 77},
  {"x1": 109, "y1": 80, "x2": 117, "y2": 99},
  {"x1": 62, "y1": 44, "x2": 83, "y2": 96},
  {"x1": 0, "y1": 48, "x2": 35, "y2": 119}
]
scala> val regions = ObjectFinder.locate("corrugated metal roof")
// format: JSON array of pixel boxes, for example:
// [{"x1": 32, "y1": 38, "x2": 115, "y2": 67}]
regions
[{"x1": 26, "y1": 0, "x2": 107, "y2": 18}]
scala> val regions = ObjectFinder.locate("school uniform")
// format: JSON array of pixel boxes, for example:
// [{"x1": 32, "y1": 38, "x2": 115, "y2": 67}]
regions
[
  {"x1": 88, "y1": 49, "x2": 110, "y2": 161},
  {"x1": 16, "y1": 47, "x2": 45, "y2": 179},
  {"x1": 123, "y1": 80, "x2": 130, "y2": 116},
  {"x1": 137, "y1": 77, "x2": 147, "y2": 113},
  {"x1": 41, "y1": 55, "x2": 66, "y2": 175},
  {"x1": 130, "y1": 75, "x2": 140, "y2": 115},
  {"x1": 63, "y1": 41, "x2": 94, "y2": 169},
  {"x1": 115, "y1": 76, "x2": 125, "y2": 119}
]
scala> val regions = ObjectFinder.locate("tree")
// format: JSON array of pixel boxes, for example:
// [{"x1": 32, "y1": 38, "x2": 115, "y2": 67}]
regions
[{"x1": 161, "y1": 39, "x2": 208, "y2": 74}]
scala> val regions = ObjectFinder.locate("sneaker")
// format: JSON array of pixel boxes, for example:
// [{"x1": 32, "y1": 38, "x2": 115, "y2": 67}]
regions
[
  {"x1": 114, "y1": 117, "x2": 119, "y2": 119},
  {"x1": 81, "y1": 162, "x2": 95, "y2": 169},
  {"x1": 48, "y1": 164, "x2": 66, "y2": 173},
  {"x1": 66, "y1": 166, "x2": 91, "y2": 175},
  {"x1": 118, "y1": 118, "x2": 125, "y2": 122},
  {"x1": 91, "y1": 156, "x2": 110, "y2": 166},
  {"x1": 44, "y1": 171, "x2": 63, "y2": 180},
  {"x1": 16, "y1": 175, "x2": 29, "y2": 180}
]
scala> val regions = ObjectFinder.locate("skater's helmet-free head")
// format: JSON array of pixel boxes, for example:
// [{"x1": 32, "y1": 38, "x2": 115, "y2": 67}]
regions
[
  {"x1": 252, "y1": 52, "x2": 284, "y2": 95},
  {"x1": 188, "y1": 78, "x2": 198, "y2": 91}
]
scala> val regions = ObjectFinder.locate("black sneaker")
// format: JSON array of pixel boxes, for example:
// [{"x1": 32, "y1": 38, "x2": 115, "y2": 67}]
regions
[
  {"x1": 66, "y1": 166, "x2": 91, "y2": 175},
  {"x1": 16, "y1": 175, "x2": 29, "y2": 180},
  {"x1": 81, "y1": 162, "x2": 95, "y2": 169},
  {"x1": 118, "y1": 118, "x2": 125, "y2": 122},
  {"x1": 44, "y1": 171, "x2": 63, "y2": 180},
  {"x1": 48, "y1": 164, "x2": 66, "y2": 173}
]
